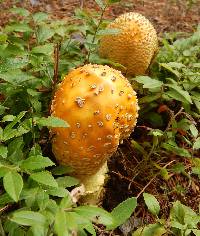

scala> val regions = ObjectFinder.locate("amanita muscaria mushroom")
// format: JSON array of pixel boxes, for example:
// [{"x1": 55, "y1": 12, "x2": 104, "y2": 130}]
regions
[
  {"x1": 99, "y1": 12, "x2": 158, "y2": 76},
  {"x1": 50, "y1": 64, "x2": 139, "y2": 203}
]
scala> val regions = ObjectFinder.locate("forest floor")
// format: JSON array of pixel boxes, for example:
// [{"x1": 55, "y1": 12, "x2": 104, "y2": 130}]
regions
[{"x1": 0, "y1": 0, "x2": 200, "y2": 34}]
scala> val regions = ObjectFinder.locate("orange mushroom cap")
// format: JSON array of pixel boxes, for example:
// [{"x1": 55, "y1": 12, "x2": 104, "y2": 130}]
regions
[
  {"x1": 51, "y1": 64, "x2": 138, "y2": 177},
  {"x1": 99, "y1": 12, "x2": 158, "y2": 76}
]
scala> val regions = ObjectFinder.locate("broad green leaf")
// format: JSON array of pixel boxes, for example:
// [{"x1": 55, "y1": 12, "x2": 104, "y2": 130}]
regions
[
  {"x1": 0, "y1": 193, "x2": 14, "y2": 205},
  {"x1": 60, "y1": 195, "x2": 73, "y2": 209},
  {"x1": 35, "y1": 116, "x2": 69, "y2": 128},
  {"x1": 29, "y1": 225, "x2": 47, "y2": 236},
  {"x1": 65, "y1": 212, "x2": 78, "y2": 231},
  {"x1": 37, "y1": 25, "x2": 54, "y2": 43},
  {"x1": 170, "y1": 200, "x2": 199, "y2": 229},
  {"x1": 107, "y1": 197, "x2": 137, "y2": 230},
  {"x1": 33, "y1": 12, "x2": 49, "y2": 23},
  {"x1": 21, "y1": 155, "x2": 54, "y2": 170},
  {"x1": 3, "y1": 171, "x2": 23, "y2": 202},
  {"x1": 51, "y1": 165, "x2": 73, "y2": 175},
  {"x1": 2, "y1": 115, "x2": 15, "y2": 122},
  {"x1": 10, "y1": 7, "x2": 30, "y2": 17},
  {"x1": 97, "y1": 28, "x2": 121, "y2": 36},
  {"x1": 193, "y1": 230, "x2": 200, "y2": 236},
  {"x1": 0, "y1": 57, "x2": 29, "y2": 72},
  {"x1": 54, "y1": 209, "x2": 69, "y2": 236},
  {"x1": 133, "y1": 76, "x2": 163, "y2": 89},
  {"x1": 5, "y1": 23, "x2": 32, "y2": 33},
  {"x1": 0, "y1": 145, "x2": 8, "y2": 158},
  {"x1": 0, "y1": 166, "x2": 11, "y2": 178},
  {"x1": 190, "y1": 124, "x2": 198, "y2": 138},
  {"x1": 7, "y1": 137, "x2": 24, "y2": 163},
  {"x1": 0, "y1": 70, "x2": 35, "y2": 85},
  {"x1": 166, "y1": 84, "x2": 192, "y2": 104},
  {"x1": 162, "y1": 142, "x2": 191, "y2": 158},
  {"x1": 47, "y1": 187, "x2": 69, "y2": 197},
  {"x1": 56, "y1": 176, "x2": 79, "y2": 188},
  {"x1": 29, "y1": 144, "x2": 42, "y2": 156},
  {"x1": 30, "y1": 171, "x2": 58, "y2": 188},
  {"x1": 132, "y1": 223, "x2": 166, "y2": 236},
  {"x1": 143, "y1": 193, "x2": 160, "y2": 216},
  {"x1": 0, "y1": 105, "x2": 7, "y2": 115},
  {"x1": 36, "y1": 190, "x2": 49, "y2": 210},
  {"x1": 74, "y1": 206, "x2": 114, "y2": 226},
  {"x1": 160, "y1": 63, "x2": 180, "y2": 77},
  {"x1": 0, "y1": 33, "x2": 7, "y2": 43},
  {"x1": 193, "y1": 137, "x2": 200, "y2": 150},
  {"x1": 31, "y1": 44, "x2": 54, "y2": 55},
  {"x1": 11, "y1": 210, "x2": 46, "y2": 226}
]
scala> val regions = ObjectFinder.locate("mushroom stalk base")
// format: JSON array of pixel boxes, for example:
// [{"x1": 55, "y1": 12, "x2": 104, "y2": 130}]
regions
[{"x1": 79, "y1": 162, "x2": 108, "y2": 205}]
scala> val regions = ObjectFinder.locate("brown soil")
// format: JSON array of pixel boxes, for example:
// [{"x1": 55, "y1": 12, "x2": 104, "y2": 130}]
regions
[{"x1": 0, "y1": 0, "x2": 200, "y2": 34}]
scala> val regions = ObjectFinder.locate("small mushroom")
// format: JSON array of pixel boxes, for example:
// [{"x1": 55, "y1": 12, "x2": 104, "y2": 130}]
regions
[
  {"x1": 99, "y1": 12, "x2": 158, "y2": 76},
  {"x1": 50, "y1": 64, "x2": 139, "y2": 204}
]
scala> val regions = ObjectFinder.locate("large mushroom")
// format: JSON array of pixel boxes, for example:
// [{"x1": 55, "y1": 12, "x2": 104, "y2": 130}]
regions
[
  {"x1": 50, "y1": 64, "x2": 139, "y2": 203},
  {"x1": 99, "y1": 12, "x2": 158, "y2": 77}
]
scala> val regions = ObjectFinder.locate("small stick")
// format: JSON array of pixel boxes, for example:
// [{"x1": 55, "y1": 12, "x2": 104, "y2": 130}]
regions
[
  {"x1": 52, "y1": 43, "x2": 60, "y2": 91},
  {"x1": 136, "y1": 160, "x2": 175, "y2": 199}
]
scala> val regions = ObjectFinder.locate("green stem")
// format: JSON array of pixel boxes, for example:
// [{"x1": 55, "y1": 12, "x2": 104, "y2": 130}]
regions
[{"x1": 86, "y1": 5, "x2": 107, "y2": 62}]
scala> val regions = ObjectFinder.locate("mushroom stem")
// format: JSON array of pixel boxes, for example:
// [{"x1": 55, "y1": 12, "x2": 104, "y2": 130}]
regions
[{"x1": 78, "y1": 162, "x2": 108, "y2": 205}]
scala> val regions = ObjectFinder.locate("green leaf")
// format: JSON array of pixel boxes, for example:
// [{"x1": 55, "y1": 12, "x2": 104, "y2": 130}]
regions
[
  {"x1": 30, "y1": 171, "x2": 58, "y2": 188},
  {"x1": 51, "y1": 165, "x2": 73, "y2": 175},
  {"x1": 37, "y1": 25, "x2": 54, "y2": 43},
  {"x1": 0, "y1": 145, "x2": 8, "y2": 158},
  {"x1": 2, "y1": 115, "x2": 15, "y2": 122},
  {"x1": 54, "y1": 209, "x2": 69, "y2": 236},
  {"x1": 3, "y1": 171, "x2": 23, "y2": 202},
  {"x1": 35, "y1": 116, "x2": 69, "y2": 128},
  {"x1": 97, "y1": 28, "x2": 121, "y2": 36},
  {"x1": 0, "y1": 33, "x2": 7, "y2": 43},
  {"x1": 56, "y1": 176, "x2": 79, "y2": 188},
  {"x1": 143, "y1": 193, "x2": 160, "y2": 216},
  {"x1": 33, "y1": 12, "x2": 49, "y2": 23},
  {"x1": 5, "y1": 23, "x2": 32, "y2": 33},
  {"x1": 107, "y1": 197, "x2": 137, "y2": 230},
  {"x1": 190, "y1": 124, "x2": 198, "y2": 138},
  {"x1": 36, "y1": 190, "x2": 49, "y2": 210},
  {"x1": 7, "y1": 137, "x2": 24, "y2": 163},
  {"x1": 166, "y1": 84, "x2": 192, "y2": 104},
  {"x1": 94, "y1": 0, "x2": 105, "y2": 9},
  {"x1": 132, "y1": 223, "x2": 166, "y2": 236},
  {"x1": 159, "y1": 63, "x2": 181, "y2": 77},
  {"x1": 193, "y1": 137, "x2": 200, "y2": 150},
  {"x1": 133, "y1": 76, "x2": 163, "y2": 89},
  {"x1": 21, "y1": 155, "x2": 55, "y2": 170},
  {"x1": 31, "y1": 44, "x2": 54, "y2": 55},
  {"x1": 74, "y1": 206, "x2": 114, "y2": 226},
  {"x1": 11, "y1": 210, "x2": 46, "y2": 226},
  {"x1": 47, "y1": 187, "x2": 70, "y2": 197},
  {"x1": 0, "y1": 70, "x2": 35, "y2": 85},
  {"x1": 107, "y1": 0, "x2": 121, "y2": 3},
  {"x1": 10, "y1": 7, "x2": 30, "y2": 16},
  {"x1": 0, "y1": 57, "x2": 29, "y2": 73},
  {"x1": 193, "y1": 230, "x2": 200, "y2": 236},
  {"x1": 162, "y1": 142, "x2": 191, "y2": 157},
  {"x1": 29, "y1": 225, "x2": 47, "y2": 236}
]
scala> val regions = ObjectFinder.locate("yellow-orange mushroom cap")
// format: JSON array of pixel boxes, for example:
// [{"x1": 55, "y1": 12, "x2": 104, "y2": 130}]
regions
[
  {"x1": 99, "y1": 12, "x2": 158, "y2": 76},
  {"x1": 51, "y1": 64, "x2": 138, "y2": 177}
]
